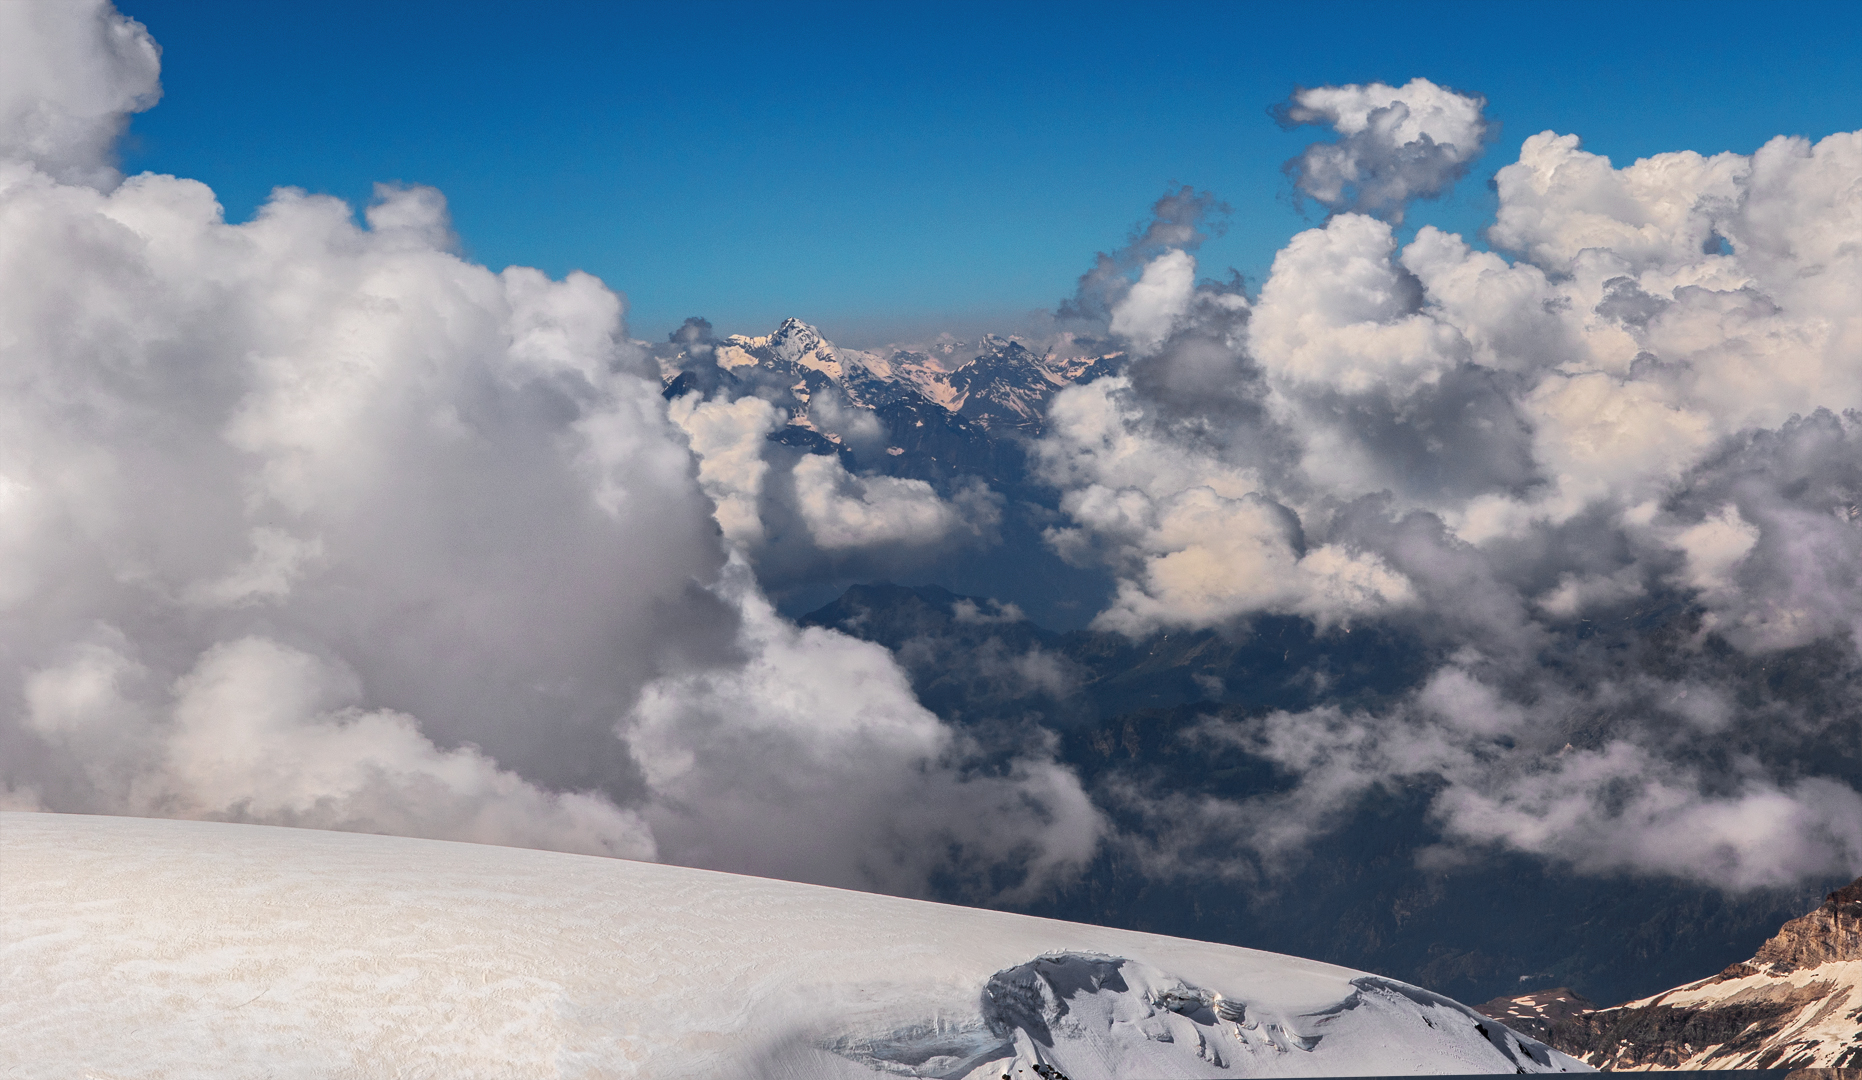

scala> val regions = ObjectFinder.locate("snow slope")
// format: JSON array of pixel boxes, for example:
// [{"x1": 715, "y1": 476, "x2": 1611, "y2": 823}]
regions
[{"x1": 0, "y1": 812, "x2": 1589, "y2": 1079}]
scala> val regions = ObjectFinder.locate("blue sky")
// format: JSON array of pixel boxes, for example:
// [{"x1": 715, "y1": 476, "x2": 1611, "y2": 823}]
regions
[{"x1": 120, "y1": 0, "x2": 1862, "y2": 345}]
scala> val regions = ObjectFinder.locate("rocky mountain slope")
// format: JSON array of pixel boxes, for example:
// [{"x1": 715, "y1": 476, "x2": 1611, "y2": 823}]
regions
[
  {"x1": 934, "y1": 336, "x2": 1119, "y2": 434},
  {"x1": 1476, "y1": 989, "x2": 1601, "y2": 1046},
  {"x1": 1479, "y1": 879, "x2": 1862, "y2": 1070},
  {"x1": 3, "y1": 812, "x2": 1590, "y2": 1079}
]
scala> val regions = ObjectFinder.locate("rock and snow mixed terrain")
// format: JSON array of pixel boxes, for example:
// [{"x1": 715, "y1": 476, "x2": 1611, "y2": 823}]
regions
[
  {"x1": 660, "y1": 317, "x2": 1119, "y2": 441},
  {"x1": 1482, "y1": 879, "x2": 1862, "y2": 1070},
  {"x1": 1, "y1": 811, "x2": 1589, "y2": 1079}
]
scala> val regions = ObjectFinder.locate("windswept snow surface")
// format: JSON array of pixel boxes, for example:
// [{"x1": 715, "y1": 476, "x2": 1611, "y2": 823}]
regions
[{"x1": 0, "y1": 812, "x2": 1589, "y2": 1079}]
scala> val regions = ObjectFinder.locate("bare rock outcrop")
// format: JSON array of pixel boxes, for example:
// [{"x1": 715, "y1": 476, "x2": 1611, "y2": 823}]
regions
[
  {"x1": 1755, "y1": 880, "x2": 1862, "y2": 974},
  {"x1": 1479, "y1": 878, "x2": 1862, "y2": 1071},
  {"x1": 1475, "y1": 988, "x2": 1598, "y2": 1046}
]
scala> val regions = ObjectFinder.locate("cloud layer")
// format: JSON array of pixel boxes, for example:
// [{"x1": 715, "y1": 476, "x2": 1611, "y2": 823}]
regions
[
  {"x1": 0, "y1": 1, "x2": 1097, "y2": 901},
  {"x1": 666, "y1": 384, "x2": 1000, "y2": 575},
  {"x1": 1039, "y1": 95, "x2": 1862, "y2": 887}
]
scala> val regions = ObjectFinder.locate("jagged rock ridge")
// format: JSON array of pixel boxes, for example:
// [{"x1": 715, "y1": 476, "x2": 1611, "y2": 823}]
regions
[
  {"x1": 1482, "y1": 879, "x2": 1862, "y2": 1070},
  {"x1": 1753, "y1": 878, "x2": 1862, "y2": 973},
  {"x1": 939, "y1": 336, "x2": 1119, "y2": 434},
  {"x1": 661, "y1": 317, "x2": 1121, "y2": 441}
]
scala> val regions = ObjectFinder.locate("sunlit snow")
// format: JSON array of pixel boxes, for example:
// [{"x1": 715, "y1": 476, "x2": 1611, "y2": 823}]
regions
[{"x1": 1, "y1": 812, "x2": 1589, "y2": 1079}]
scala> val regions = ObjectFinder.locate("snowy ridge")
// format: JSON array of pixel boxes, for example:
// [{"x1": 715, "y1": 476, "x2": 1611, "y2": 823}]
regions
[
  {"x1": 669, "y1": 318, "x2": 1120, "y2": 437},
  {"x1": 1, "y1": 812, "x2": 1589, "y2": 1079},
  {"x1": 941, "y1": 337, "x2": 1119, "y2": 434}
]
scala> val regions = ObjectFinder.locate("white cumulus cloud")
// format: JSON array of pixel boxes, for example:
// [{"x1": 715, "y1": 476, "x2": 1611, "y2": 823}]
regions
[
  {"x1": 1277, "y1": 78, "x2": 1489, "y2": 221},
  {"x1": 0, "y1": 1, "x2": 1097, "y2": 904},
  {"x1": 1033, "y1": 104, "x2": 1862, "y2": 889},
  {"x1": 0, "y1": 0, "x2": 159, "y2": 187}
]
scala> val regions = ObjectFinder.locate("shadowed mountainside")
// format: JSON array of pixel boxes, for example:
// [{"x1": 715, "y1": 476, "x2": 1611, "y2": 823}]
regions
[{"x1": 802, "y1": 583, "x2": 1847, "y2": 1008}]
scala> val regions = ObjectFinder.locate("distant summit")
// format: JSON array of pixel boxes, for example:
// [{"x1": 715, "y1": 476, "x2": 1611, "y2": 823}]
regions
[
  {"x1": 942, "y1": 336, "x2": 1119, "y2": 434},
  {"x1": 661, "y1": 317, "x2": 1122, "y2": 439},
  {"x1": 1481, "y1": 877, "x2": 1862, "y2": 1070}
]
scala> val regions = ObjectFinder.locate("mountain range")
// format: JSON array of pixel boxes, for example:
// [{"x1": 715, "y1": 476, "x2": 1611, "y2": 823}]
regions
[
  {"x1": 658, "y1": 317, "x2": 1118, "y2": 489},
  {"x1": 670, "y1": 316, "x2": 1119, "y2": 434}
]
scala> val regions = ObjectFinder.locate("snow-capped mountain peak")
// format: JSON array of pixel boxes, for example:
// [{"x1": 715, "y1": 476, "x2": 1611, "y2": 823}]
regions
[
  {"x1": 667, "y1": 317, "x2": 1122, "y2": 440},
  {"x1": 763, "y1": 316, "x2": 832, "y2": 365},
  {"x1": 718, "y1": 316, "x2": 849, "y2": 382},
  {"x1": 941, "y1": 335, "x2": 1120, "y2": 433}
]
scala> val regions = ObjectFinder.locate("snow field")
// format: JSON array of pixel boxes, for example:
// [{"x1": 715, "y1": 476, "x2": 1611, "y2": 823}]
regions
[{"x1": 0, "y1": 812, "x2": 1588, "y2": 1079}]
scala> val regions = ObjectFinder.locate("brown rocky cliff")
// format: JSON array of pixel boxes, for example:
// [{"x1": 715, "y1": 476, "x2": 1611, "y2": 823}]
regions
[
  {"x1": 1497, "y1": 877, "x2": 1862, "y2": 1070},
  {"x1": 1753, "y1": 879, "x2": 1862, "y2": 973}
]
